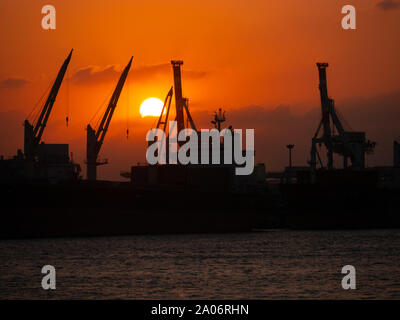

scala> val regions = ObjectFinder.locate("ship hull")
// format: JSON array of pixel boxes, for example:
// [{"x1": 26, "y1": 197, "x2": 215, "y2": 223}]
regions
[{"x1": 0, "y1": 181, "x2": 268, "y2": 239}]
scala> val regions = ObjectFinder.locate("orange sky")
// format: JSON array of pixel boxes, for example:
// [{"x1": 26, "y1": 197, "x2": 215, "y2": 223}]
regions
[{"x1": 1, "y1": 0, "x2": 400, "y2": 180}]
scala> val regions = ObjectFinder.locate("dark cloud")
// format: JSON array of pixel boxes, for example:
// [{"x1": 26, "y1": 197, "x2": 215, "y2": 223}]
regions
[
  {"x1": 376, "y1": 0, "x2": 400, "y2": 10},
  {"x1": 183, "y1": 70, "x2": 207, "y2": 80},
  {"x1": 0, "y1": 77, "x2": 30, "y2": 89},
  {"x1": 191, "y1": 91, "x2": 400, "y2": 171},
  {"x1": 131, "y1": 63, "x2": 208, "y2": 82},
  {"x1": 131, "y1": 63, "x2": 169, "y2": 82},
  {"x1": 71, "y1": 63, "x2": 207, "y2": 85},
  {"x1": 71, "y1": 65, "x2": 120, "y2": 86}
]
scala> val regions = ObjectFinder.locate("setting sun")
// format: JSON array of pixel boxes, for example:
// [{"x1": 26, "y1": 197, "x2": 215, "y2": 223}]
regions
[{"x1": 139, "y1": 97, "x2": 164, "y2": 118}]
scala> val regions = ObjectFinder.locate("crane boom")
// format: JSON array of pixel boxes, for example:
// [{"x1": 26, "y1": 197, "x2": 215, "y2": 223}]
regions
[
  {"x1": 171, "y1": 60, "x2": 185, "y2": 134},
  {"x1": 24, "y1": 49, "x2": 73, "y2": 160},
  {"x1": 156, "y1": 87, "x2": 173, "y2": 131},
  {"x1": 86, "y1": 57, "x2": 133, "y2": 181}
]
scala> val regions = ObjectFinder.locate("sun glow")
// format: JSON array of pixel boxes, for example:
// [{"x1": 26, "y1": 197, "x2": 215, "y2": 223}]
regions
[{"x1": 139, "y1": 97, "x2": 164, "y2": 117}]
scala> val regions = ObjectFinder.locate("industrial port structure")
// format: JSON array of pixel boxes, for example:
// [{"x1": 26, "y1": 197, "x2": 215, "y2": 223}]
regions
[
  {"x1": 1, "y1": 50, "x2": 399, "y2": 186},
  {"x1": 311, "y1": 63, "x2": 376, "y2": 172},
  {"x1": 86, "y1": 57, "x2": 133, "y2": 181},
  {"x1": 1, "y1": 50, "x2": 400, "y2": 236},
  {"x1": 0, "y1": 49, "x2": 80, "y2": 183}
]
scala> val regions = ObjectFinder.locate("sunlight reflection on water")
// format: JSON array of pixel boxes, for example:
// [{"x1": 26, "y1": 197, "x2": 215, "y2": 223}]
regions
[{"x1": 0, "y1": 229, "x2": 399, "y2": 299}]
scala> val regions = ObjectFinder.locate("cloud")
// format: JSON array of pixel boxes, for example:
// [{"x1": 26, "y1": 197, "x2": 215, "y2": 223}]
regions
[
  {"x1": 376, "y1": 0, "x2": 400, "y2": 10},
  {"x1": 71, "y1": 63, "x2": 208, "y2": 86},
  {"x1": 190, "y1": 91, "x2": 400, "y2": 171},
  {"x1": 184, "y1": 70, "x2": 207, "y2": 79},
  {"x1": 131, "y1": 63, "x2": 208, "y2": 82},
  {"x1": 131, "y1": 63, "x2": 169, "y2": 81},
  {"x1": 0, "y1": 77, "x2": 30, "y2": 89},
  {"x1": 71, "y1": 65, "x2": 120, "y2": 86}
]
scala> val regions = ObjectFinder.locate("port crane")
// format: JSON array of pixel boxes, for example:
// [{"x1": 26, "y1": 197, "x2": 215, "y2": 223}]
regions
[
  {"x1": 156, "y1": 87, "x2": 173, "y2": 132},
  {"x1": 86, "y1": 57, "x2": 133, "y2": 181},
  {"x1": 150, "y1": 61, "x2": 197, "y2": 163},
  {"x1": 171, "y1": 60, "x2": 197, "y2": 133},
  {"x1": 155, "y1": 61, "x2": 197, "y2": 136},
  {"x1": 310, "y1": 63, "x2": 375, "y2": 175},
  {"x1": 24, "y1": 49, "x2": 73, "y2": 160}
]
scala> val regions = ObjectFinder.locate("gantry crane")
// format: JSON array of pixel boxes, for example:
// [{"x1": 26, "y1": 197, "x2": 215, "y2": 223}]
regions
[
  {"x1": 24, "y1": 49, "x2": 73, "y2": 160},
  {"x1": 86, "y1": 57, "x2": 133, "y2": 181},
  {"x1": 310, "y1": 62, "x2": 375, "y2": 176}
]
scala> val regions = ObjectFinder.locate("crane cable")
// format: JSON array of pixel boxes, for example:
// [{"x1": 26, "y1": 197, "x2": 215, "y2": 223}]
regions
[
  {"x1": 26, "y1": 78, "x2": 54, "y2": 124},
  {"x1": 89, "y1": 87, "x2": 114, "y2": 131},
  {"x1": 126, "y1": 73, "x2": 130, "y2": 139},
  {"x1": 334, "y1": 105, "x2": 353, "y2": 131},
  {"x1": 66, "y1": 66, "x2": 70, "y2": 127}
]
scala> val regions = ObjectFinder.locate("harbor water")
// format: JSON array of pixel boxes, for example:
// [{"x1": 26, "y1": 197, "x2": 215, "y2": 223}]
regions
[{"x1": 1, "y1": 229, "x2": 399, "y2": 299}]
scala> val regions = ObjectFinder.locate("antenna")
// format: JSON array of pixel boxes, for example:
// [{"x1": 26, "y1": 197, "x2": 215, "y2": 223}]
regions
[{"x1": 211, "y1": 108, "x2": 226, "y2": 131}]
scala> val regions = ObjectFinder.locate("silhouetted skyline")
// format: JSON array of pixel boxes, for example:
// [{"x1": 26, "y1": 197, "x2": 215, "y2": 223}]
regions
[{"x1": 1, "y1": 0, "x2": 399, "y2": 180}]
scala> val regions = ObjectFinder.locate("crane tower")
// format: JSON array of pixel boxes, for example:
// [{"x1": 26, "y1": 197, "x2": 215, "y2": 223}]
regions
[{"x1": 310, "y1": 63, "x2": 375, "y2": 175}]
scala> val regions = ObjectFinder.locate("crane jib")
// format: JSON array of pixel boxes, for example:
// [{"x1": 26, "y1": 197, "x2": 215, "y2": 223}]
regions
[
  {"x1": 24, "y1": 49, "x2": 73, "y2": 160},
  {"x1": 86, "y1": 56, "x2": 133, "y2": 181}
]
